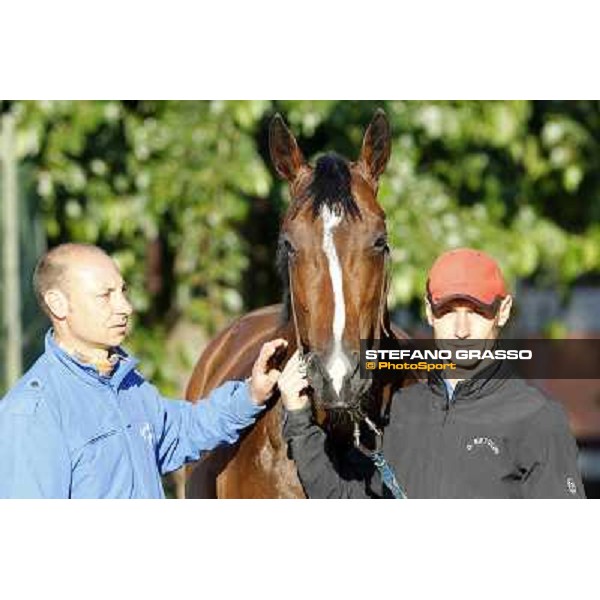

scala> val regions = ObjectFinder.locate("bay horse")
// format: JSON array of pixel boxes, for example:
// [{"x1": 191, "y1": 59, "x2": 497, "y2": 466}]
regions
[{"x1": 184, "y1": 109, "x2": 413, "y2": 498}]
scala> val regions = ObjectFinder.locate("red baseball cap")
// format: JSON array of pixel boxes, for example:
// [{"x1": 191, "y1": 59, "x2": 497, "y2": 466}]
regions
[{"x1": 426, "y1": 248, "x2": 508, "y2": 315}]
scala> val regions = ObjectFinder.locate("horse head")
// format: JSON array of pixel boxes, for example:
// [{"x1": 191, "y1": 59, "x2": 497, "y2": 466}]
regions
[{"x1": 270, "y1": 110, "x2": 394, "y2": 420}]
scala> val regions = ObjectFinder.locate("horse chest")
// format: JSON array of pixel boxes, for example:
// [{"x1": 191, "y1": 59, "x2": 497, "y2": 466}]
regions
[{"x1": 217, "y1": 403, "x2": 305, "y2": 499}]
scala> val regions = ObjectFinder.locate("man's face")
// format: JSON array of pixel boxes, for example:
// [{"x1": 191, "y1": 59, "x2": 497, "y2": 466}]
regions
[
  {"x1": 425, "y1": 296, "x2": 512, "y2": 370},
  {"x1": 59, "y1": 252, "x2": 133, "y2": 351},
  {"x1": 425, "y1": 297, "x2": 511, "y2": 341}
]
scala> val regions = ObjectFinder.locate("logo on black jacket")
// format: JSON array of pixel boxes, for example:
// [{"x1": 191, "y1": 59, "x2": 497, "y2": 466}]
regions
[{"x1": 466, "y1": 436, "x2": 500, "y2": 455}]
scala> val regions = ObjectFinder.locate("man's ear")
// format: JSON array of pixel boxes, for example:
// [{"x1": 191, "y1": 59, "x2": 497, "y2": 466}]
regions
[
  {"x1": 424, "y1": 296, "x2": 435, "y2": 327},
  {"x1": 496, "y1": 295, "x2": 513, "y2": 328},
  {"x1": 44, "y1": 289, "x2": 69, "y2": 320}
]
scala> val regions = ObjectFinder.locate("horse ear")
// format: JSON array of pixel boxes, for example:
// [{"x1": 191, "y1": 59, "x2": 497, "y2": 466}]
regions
[
  {"x1": 358, "y1": 109, "x2": 392, "y2": 183},
  {"x1": 269, "y1": 114, "x2": 306, "y2": 182}
]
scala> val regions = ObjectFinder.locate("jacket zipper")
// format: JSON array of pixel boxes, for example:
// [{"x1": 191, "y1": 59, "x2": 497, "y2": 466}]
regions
[
  {"x1": 108, "y1": 385, "x2": 140, "y2": 496},
  {"x1": 439, "y1": 380, "x2": 461, "y2": 496},
  {"x1": 442, "y1": 380, "x2": 454, "y2": 425},
  {"x1": 435, "y1": 382, "x2": 452, "y2": 496}
]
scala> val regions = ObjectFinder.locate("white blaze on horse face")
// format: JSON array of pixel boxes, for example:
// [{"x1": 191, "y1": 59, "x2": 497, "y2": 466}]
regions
[{"x1": 321, "y1": 205, "x2": 351, "y2": 395}]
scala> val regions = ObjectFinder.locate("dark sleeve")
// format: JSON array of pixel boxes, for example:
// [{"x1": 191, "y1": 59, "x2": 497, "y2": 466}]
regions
[
  {"x1": 282, "y1": 407, "x2": 376, "y2": 499},
  {"x1": 520, "y1": 402, "x2": 586, "y2": 499}
]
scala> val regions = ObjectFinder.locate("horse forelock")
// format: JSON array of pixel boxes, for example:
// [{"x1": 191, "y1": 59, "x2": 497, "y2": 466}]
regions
[{"x1": 291, "y1": 153, "x2": 361, "y2": 221}]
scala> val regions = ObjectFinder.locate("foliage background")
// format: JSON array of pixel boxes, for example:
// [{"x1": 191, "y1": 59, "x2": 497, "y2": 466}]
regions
[{"x1": 2, "y1": 100, "x2": 600, "y2": 395}]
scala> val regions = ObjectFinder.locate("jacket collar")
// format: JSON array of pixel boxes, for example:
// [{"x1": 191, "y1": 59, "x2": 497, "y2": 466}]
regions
[
  {"x1": 45, "y1": 329, "x2": 139, "y2": 390},
  {"x1": 427, "y1": 359, "x2": 515, "y2": 406}
]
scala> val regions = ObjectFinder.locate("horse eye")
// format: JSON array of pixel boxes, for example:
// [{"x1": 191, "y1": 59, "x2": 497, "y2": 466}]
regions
[
  {"x1": 283, "y1": 238, "x2": 297, "y2": 256},
  {"x1": 373, "y1": 235, "x2": 389, "y2": 252}
]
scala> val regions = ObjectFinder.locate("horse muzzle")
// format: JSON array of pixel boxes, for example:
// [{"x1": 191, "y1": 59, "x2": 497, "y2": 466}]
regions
[{"x1": 305, "y1": 351, "x2": 372, "y2": 413}]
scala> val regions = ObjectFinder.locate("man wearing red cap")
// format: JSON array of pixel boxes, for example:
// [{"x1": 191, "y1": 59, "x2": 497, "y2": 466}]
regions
[
  {"x1": 280, "y1": 248, "x2": 585, "y2": 498},
  {"x1": 425, "y1": 248, "x2": 513, "y2": 392}
]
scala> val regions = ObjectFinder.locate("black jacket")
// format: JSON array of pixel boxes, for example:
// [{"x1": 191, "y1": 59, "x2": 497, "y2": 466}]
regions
[{"x1": 283, "y1": 363, "x2": 585, "y2": 498}]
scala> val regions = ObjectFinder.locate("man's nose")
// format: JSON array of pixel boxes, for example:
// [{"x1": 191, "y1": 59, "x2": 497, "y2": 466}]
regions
[
  {"x1": 454, "y1": 312, "x2": 471, "y2": 339},
  {"x1": 114, "y1": 293, "x2": 133, "y2": 316}
]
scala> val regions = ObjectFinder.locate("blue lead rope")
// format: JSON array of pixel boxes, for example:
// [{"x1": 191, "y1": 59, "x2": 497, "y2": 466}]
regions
[
  {"x1": 354, "y1": 417, "x2": 408, "y2": 499},
  {"x1": 370, "y1": 451, "x2": 408, "y2": 499}
]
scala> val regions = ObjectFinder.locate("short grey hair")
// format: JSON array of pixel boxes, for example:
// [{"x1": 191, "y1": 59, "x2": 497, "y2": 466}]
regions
[{"x1": 32, "y1": 243, "x2": 107, "y2": 316}]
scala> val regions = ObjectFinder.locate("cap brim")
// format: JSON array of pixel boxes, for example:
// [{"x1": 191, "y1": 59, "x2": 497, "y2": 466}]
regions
[{"x1": 429, "y1": 294, "x2": 501, "y2": 318}]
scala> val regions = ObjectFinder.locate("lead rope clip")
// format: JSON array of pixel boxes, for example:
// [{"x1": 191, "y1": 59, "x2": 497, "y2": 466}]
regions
[{"x1": 353, "y1": 413, "x2": 407, "y2": 499}]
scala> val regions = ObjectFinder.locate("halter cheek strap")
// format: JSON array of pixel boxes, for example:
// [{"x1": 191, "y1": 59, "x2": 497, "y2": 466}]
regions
[
  {"x1": 287, "y1": 261, "x2": 305, "y2": 357},
  {"x1": 357, "y1": 249, "x2": 408, "y2": 499},
  {"x1": 377, "y1": 248, "x2": 392, "y2": 340}
]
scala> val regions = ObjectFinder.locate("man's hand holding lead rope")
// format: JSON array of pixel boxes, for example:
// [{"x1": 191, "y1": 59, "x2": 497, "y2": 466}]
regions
[{"x1": 278, "y1": 350, "x2": 311, "y2": 411}]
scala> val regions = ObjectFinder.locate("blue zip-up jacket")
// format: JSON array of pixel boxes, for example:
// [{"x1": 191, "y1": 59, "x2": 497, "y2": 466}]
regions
[{"x1": 0, "y1": 331, "x2": 264, "y2": 498}]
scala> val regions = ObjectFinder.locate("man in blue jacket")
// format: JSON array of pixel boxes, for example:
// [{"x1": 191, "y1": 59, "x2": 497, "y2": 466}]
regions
[{"x1": 0, "y1": 243, "x2": 286, "y2": 499}]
